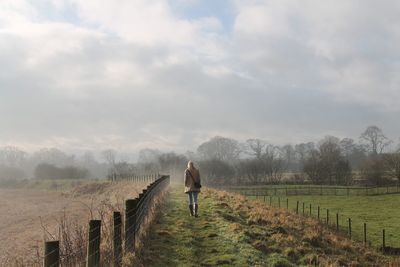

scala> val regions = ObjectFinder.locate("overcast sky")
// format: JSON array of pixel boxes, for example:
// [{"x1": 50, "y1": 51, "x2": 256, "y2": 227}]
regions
[{"x1": 1, "y1": 0, "x2": 400, "y2": 155}]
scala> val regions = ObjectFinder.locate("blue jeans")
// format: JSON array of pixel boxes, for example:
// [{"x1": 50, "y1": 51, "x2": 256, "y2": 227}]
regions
[{"x1": 187, "y1": 191, "x2": 198, "y2": 205}]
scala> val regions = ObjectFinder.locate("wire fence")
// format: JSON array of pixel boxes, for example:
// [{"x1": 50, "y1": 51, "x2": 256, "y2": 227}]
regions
[
  {"x1": 41, "y1": 174, "x2": 170, "y2": 267},
  {"x1": 241, "y1": 193, "x2": 400, "y2": 255},
  {"x1": 226, "y1": 184, "x2": 400, "y2": 197}
]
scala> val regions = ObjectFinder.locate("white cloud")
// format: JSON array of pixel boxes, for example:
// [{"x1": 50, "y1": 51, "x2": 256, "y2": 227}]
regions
[
  {"x1": 232, "y1": 0, "x2": 400, "y2": 111},
  {"x1": 0, "y1": 0, "x2": 400, "y2": 153}
]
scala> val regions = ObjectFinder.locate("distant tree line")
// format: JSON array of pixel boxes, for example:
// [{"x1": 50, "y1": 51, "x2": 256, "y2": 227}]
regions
[
  {"x1": 125, "y1": 126, "x2": 399, "y2": 186},
  {"x1": 34, "y1": 163, "x2": 89, "y2": 180},
  {"x1": 0, "y1": 125, "x2": 399, "y2": 185},
  {"x1": 0, "y1": 147, "x2": 107, "y2": 180}
]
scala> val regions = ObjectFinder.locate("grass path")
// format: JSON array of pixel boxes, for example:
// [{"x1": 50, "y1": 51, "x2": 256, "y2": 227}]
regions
[
  {"x1": 139, "y1": 185, "x2": 394, "y2": 267},
  {"x1": 140, "y1": 185, "x2": 269, "y2": 267}
]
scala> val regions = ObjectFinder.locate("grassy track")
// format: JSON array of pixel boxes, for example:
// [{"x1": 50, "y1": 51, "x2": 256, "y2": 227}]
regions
[
  {"x1": 140, "y1": 185, "x2": 270, "y2": 266},
  {"x1": 139, "y1": 186, "x2": 394, "y2": 267}
]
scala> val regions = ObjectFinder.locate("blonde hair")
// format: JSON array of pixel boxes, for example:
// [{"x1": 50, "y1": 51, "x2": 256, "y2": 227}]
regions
[{"x1": 187, "y1": 161, "x2": 194, "y2": 169}]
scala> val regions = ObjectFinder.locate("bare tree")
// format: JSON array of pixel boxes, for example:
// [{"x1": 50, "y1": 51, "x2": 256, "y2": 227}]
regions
[
  {"x1": 197, "y1": 136, "x2": 240, "y2": 162},
  {"x1": 303, "y1": 136, "x2": 352, "y2": 185},
  {"x1": 383, "y1": 152, "x2": 400, "y2": 182},
  {"x1": 295, "y1": 142, "x2": 315, "y2": 164},
  {"x1": 245, "y1": 139, "x2": 267, "y2": 160},
  {"x1": 101, "y1": 149, "x2": 117, "y2": 166},
  {"x1": 280, "y1": 144, "x2": 296, "y2": 171},
  {"x1": 0, "y1": 146, "x2": 27, "y2": 167},
  {"x1": 31, "y1": 148, "x2": 74, "y2": 166},
  {"x1": 360, "y1": 126, "x2": 392, "y2": 155}
]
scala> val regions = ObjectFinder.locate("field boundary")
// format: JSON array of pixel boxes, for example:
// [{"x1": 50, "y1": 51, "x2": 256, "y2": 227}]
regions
[
  {"x1": 241, "y1": 193, "x2": 400, "y2": 254},
  {"x1": 225, "y1": 184, "x2": 400, "y2": 196},
  {"x1": 42, "y1": 174, "x2": 170, "y2": 267}
]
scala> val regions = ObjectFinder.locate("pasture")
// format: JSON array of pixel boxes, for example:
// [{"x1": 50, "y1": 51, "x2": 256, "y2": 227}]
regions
[{"x1": 239, "y1": 186, "x2": 400, "y2": 249}]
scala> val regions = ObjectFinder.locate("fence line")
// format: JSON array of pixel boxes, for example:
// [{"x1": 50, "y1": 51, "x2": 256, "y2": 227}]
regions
[
  {"x1": 43, "y1": 174, "x2": 170, "y2": 267},
  {"x1": 228, "y1": 184, "x2": 400, "y2": 197},
  {"x1": 242, "y1": 192, "x2": 400, "y2": 255}
]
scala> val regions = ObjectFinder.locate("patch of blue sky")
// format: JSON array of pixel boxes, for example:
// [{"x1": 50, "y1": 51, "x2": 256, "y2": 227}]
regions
[
  {"x1": 26, "y1": 1, "x2": 117, "y2": 36},
  {"x1": 169, "y1": 0, "x2": 236, "y2": 33},
  {"x1": 27, "y1": 0, "x2": 81, "y2": 25}
]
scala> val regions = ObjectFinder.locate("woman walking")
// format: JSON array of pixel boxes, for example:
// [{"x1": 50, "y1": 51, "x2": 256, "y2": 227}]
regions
[{"x1": 184, "y1": 161, "x2": 201, "y2": 217}]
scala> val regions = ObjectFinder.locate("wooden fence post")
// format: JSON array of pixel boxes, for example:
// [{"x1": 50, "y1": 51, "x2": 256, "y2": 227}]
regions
[
  {"x1": 302, "y1": 202, "x2": 305, "y2": 215},
  {"x1": 113, "y1": 212, "x2": 122, "y2": 267},
  {"x1": 286, "y1": 198, "x2": 288, "y2": 209},
  {"x1": 125, "y1": 199, "x2": 138, "y2": 252},
  {"x1": 382, "y1": 229, "x2": 386, "y2": 251},
  {"x1": 44, "y1": 241, "x2": 59, "y2": 267},
  {"x1": 296, "y1": 201, "x2": 299, "y2": 214},
  {"x1": 269, "y1": 196, "x2": 272, "y2": 206},
  {"x1": 364, "y1": 223, "x2": 367, "y2": 246},
  {"x1": 348, "y1": 218, "x2": 352, "y2": 239},
  {"x1": 309, "y1": 204, "x2": 312, "y2": 216},
  {"x1": 317, "y1": 206, "x2": 320, "y2": 220},
  {"x1": 278, "y1": 197, "x2": 280, "y2": 208},
  {"x1": 87, "y1": 220, "x2": 101, "y2": 267},
  {"x1": 336, "y1": 213, "x2": 339, "y2": 231},
  {"x1": 326, "y1": 209, "x2": 329, "y2": 225}
]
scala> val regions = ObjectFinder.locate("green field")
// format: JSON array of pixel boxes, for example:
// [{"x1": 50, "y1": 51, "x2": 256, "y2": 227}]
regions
[{"x1": 246, "y1": 193, "x2": 400, "y2": 248}]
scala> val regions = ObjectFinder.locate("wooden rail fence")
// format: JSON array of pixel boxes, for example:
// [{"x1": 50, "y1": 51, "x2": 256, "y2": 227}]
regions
[{"x1": 43, "y1": 174, "x2": 170, "y2": 267}]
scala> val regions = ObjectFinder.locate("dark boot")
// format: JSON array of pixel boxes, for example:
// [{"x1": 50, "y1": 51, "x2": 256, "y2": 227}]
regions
[
  {"x1": 194, "y1": 204, "x2": 198, "y2": 217},
  {"x1": 189, "y1": 205, "x2": 194, "y2": 216}
]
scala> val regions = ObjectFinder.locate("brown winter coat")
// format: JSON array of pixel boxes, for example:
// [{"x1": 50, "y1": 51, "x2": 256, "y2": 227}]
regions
[{"x1": 184, "y1": 168, "x2": 201, "y2": 193}]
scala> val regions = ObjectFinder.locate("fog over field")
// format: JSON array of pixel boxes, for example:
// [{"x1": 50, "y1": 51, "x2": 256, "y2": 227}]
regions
[
  {"x1": 1, "y1": 0, "x2": 400, "y2": 156},
  {"x1": 2, "y1": 2, "x2": 400, "y2": 266}
]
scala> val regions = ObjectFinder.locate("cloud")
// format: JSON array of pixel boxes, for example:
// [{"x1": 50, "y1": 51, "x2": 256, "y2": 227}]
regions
[
  {"x1": 232, "y1": 0, "x2": 400, "y2": 110},
  {"x1": 0, "y1": 0, "x2": 399, "y2": 154}
]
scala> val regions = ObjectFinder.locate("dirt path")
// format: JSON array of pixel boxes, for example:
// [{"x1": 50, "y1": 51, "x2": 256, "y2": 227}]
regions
[{"x1": 140, "y1": 185, "x2": 268, "y2": 267}]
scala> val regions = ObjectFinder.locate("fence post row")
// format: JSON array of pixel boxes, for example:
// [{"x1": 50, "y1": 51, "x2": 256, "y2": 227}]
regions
[
  {"x1": 238, "y1": 185, "x2": 400, "y2": 251},
  {"x1": 42, "y1": 175, "x2": 169, "y2": 267}
]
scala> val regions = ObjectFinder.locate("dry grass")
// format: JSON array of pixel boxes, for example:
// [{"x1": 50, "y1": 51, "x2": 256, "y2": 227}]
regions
[
  {"x1": 0, "y1": 180, "x2": 149, "y2": 266},
  {"x1": 204, "y1": 188, "x2": 399, "y2": 267}
]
